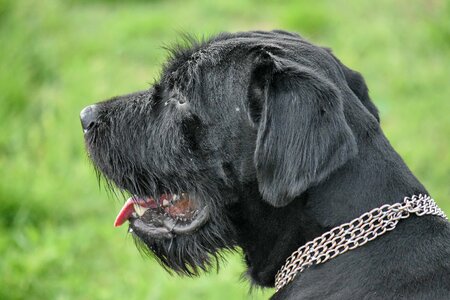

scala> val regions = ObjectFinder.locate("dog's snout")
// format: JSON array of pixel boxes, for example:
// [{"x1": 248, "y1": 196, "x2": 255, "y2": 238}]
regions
[{"x1": 80, "y1": 104, "x2": 98, "y2": 133}]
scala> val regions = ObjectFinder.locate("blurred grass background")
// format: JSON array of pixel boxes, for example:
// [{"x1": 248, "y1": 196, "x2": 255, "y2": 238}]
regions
[{"x1": 0, "y1": 0, "x2": 449, "y2": 299}]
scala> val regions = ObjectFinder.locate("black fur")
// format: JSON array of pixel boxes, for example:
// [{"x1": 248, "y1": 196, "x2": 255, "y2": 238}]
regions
[{"x1": 82, "y1": 30, "x2": 450, "y2": 299}]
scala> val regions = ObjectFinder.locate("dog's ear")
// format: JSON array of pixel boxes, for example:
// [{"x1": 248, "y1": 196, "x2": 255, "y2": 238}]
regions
[{"x1": 247, "y1": 52, "x2": 358, "y2": 207}]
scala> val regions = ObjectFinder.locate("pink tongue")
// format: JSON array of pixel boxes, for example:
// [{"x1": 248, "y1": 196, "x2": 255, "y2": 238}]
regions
[{"x1": 114, "y1": 197, "x2": 157, "y2": 227}]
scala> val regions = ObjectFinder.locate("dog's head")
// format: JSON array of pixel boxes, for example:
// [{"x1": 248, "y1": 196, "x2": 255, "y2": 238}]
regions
[{"x1": 81, "y1": 30, "x2": 379, "y2": 279}]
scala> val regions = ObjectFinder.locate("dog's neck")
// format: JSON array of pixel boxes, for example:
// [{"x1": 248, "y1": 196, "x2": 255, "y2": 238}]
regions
[
  {"x1": 229, "y1": 129, "x2": 428, "y2": 289},
  {"x1": 307, "y1": 131, "x2": 428, "y2": 228}
]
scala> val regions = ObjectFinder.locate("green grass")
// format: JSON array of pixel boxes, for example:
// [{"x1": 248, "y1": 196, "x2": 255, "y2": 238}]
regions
[{"x1": 0, "y1": 0, "x2": 449, "y2": 299}]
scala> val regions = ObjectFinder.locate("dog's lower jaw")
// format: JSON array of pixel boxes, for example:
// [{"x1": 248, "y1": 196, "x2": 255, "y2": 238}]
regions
[
  {"x1": 131, "y1": 217, "x2": 237, "y2": 276},
  {"x1": 127, "y1": 193, "x2": 238, "y2": 276},
  {"x1": 129, "y1": 206, "x2": 209, "y2": 239}
]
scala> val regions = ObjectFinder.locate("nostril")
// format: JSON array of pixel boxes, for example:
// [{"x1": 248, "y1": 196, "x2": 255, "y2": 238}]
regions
[{"x1": 80, "y1": 104, "x2": 98, "y2": 132}]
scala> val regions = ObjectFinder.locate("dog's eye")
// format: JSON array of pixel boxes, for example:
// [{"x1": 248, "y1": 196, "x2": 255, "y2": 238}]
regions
[{"x1": 164, "y1": 97, "x2": 187, "y2": 106}]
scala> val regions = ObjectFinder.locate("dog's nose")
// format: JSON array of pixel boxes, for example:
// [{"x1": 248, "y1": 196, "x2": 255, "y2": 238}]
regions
[{"x1": 80, "y1": 104, "x2": 98, "y2": 133}]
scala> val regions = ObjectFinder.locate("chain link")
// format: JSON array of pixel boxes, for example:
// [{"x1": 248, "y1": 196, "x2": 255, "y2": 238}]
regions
[{"x1": 274, "y1": 194, "x2": 448, "y2": 291}]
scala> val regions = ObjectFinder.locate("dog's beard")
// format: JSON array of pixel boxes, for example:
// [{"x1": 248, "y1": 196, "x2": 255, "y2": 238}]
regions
[
  {"x1": 127, "y1": 189, "x2": 237, "y2": 275},
  {"x1": 133, "y1": 211, "x2": 236, "y2": 275}
]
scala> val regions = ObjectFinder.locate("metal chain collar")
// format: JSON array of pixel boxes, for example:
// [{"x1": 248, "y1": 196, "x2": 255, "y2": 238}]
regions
[{"x1": 274, "y1": 194, "x2": 448, "y2": 291}]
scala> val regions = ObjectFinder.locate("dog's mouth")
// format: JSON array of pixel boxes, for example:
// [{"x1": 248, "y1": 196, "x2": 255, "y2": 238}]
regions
[{"x1": 114, "y1": 193, "x2": 209, "y2": 239}]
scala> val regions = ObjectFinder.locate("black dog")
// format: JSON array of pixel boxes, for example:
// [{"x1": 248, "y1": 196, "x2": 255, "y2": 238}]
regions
[{"x1": 81, "y1": 31, "x2": 450, "y2": 299}]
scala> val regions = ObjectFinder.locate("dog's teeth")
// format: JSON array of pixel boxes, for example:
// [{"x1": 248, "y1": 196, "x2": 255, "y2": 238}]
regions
[
  {"x1": 128, "y1": 228, "x2": 133, "y2": 233},
  {"x1": 173, "y1": 194, "x2": 179, "y2": 201},
  {"x1": 134, "y1": 204, "x2": 150, "y2": 217},
  {"x1": 162, "y1": 199, "x2": 169, "y2": 207}
]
